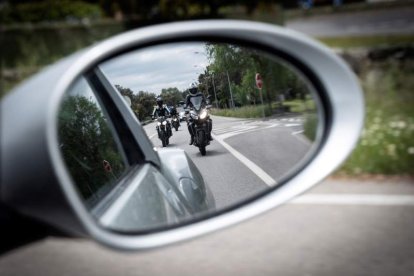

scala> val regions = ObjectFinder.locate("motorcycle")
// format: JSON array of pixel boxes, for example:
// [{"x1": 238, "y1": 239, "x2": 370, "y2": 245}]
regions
[
  {"x1": 186, "y1": 97, "x2": 212, "y2": 156},
  {"x1": 171, "y1": 115, "x2": 180, "y2": 131},
  {"x1": 155, "y1": 116, "x2": 172, "y2": 147}
]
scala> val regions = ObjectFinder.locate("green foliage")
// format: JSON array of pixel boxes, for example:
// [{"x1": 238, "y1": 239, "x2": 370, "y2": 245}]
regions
[
  {"x1": 115, "y1": 85, "x2": 156, "y2": 121},
  {"x1": 0, "y1": 23, "x2": 123, "y2": 97},
  {"x1": 211, "y1": 105, "x2": 272, "y2": 118},
  {"x1": 160, "y1": 87, "x2": 184, "y2": 106},
  {"x1": 206, "y1": 43, "x2": 313, "y2": 112},
  {"x1": 283, "y1": 98, "x2": 316, "y2": 113},
  {"x1": 303, "y1": 113, "x2": 318, "y2": 142},
  {"x1": 338, "y1": 62, "x2": 414, "y2": 175},
  {"x1": 58, "y1": 94, "x2": 125, "y2": 202},
  {"x1": 319, "y1": 35, "x2": 414, "y2": 49},
  {"x1": 1, "y1": 0, "x2": 102, "y2": 23}
]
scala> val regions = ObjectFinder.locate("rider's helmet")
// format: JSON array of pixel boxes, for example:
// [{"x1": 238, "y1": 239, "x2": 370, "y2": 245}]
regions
[
  {"x1": 188, "y1": 82, "x2": 198, "y2": 96},
  {"x1": 156, "y1": 96, "x2": 163, "y2": 107}
]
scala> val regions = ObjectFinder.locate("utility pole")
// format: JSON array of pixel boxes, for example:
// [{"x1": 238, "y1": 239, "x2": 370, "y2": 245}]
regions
[
  {"x1": 212, "y1": 73, "x2": 218, "y2": 108},
  {"x1": 226, "y1": 70, "x2": 234, "y2": 109}
]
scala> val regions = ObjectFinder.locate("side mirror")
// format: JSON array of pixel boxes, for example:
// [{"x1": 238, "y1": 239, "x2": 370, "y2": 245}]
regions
[{"x1": 1, "y1": 20, "x2": 363, "y2": 251}]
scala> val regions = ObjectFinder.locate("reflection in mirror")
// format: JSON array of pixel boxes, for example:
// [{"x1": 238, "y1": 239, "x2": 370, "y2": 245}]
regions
[
  {"x1": 58, "y1": 78, "x2": 129, "y2": 208},
  {"x1": 59, "y1": 41, "x2": 322, "y2": 233}
]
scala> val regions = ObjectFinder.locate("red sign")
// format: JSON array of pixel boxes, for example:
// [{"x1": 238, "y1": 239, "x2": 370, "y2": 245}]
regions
[
  {"x1": 255, "y1": 73, "x2": 263, "y2": 89},
  {"x1": 103, "y1": 160, "x2": 112, "y2": 173}
]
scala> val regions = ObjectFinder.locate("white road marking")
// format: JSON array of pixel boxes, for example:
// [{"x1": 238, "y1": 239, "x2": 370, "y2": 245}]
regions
[
  {"x1": 265, "y1": 123, "x2": 280, "y2": 129},
  {"x1": 149, "y1": 133, "x2": 157, "y2": 140},
  {"x1": 212, "y1": 133, "x2": 277, "y2": 187},
  {"x1": 292, "y1": 130, "x2": 304, "y2": 135},
  {"x1": 284, "y1": 123, "x2": 301, "y2": 127},
  {"x1": 290, "y1": 194, "x2": 414, "y2": 206}
]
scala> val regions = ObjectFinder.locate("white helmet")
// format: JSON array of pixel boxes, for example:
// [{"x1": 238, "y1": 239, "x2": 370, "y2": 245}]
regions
[{"x1": 188, "y1": 82, "x2": 198, "y2": 96}]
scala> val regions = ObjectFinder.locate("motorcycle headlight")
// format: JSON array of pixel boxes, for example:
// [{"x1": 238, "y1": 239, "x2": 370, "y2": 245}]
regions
[
  {"x1": 200, "y1": 109, "x2": 208, "y2": 120},
  {"x1": 162, "y1": 121, "x2": 167, "y2": 126},
  {"x1": 157, "y1": 122, "x2": 161, "y2": 126}
]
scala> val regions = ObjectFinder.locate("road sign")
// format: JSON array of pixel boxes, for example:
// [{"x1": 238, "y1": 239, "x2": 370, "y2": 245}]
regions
[{"x1": 255, "y1": 73, "x2": 263, "y2": 89}]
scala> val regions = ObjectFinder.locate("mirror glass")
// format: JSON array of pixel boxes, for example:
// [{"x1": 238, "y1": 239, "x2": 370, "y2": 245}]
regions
[
  {"x1": 58, "y1": 78, "x2": 130, "y2": 208},
  {"x1": 58, "y1": 41, "x2": 322, "y2": 233}
]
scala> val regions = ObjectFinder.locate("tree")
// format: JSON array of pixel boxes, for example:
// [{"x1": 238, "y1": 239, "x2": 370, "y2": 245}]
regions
[
  {"x1": 160, "y1": 87, "x2": 184, "y2": 106},
  {"x1": 115, "y1": 84, "x2": 156, "y2": 120},
  {"x1": 205, "y1": 42, "x2": 312, "y2": 111},
  {"x1": 58, "y1": 94, "x2": 125, "y2": 202}
]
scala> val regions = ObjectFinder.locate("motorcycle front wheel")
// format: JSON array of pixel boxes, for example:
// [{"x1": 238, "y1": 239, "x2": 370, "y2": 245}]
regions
[
  {"x1": 161, "y1": 134, "x2": 167, "y2": 147},
  {"x1": 199, "y1": 146, "x2": 206, "y2": 156},
  {"x1": 197, "y1": 130, "x2": 206, "y2": 156}
]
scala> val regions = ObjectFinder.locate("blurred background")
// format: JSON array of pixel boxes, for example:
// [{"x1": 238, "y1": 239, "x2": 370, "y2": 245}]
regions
[{"x1": 0, "y1": 0, "x2": 413, "y2": 178}]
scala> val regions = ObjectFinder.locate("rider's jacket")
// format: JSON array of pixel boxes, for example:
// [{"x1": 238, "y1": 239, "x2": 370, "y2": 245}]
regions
[
  {"x1": 169, "y1": 106, "x2": 178, "y2": 116},
  {"x1": 152, "y1": 106, "x2": 170, "y2": 118},
  {"x1": 184, "y1": 92, "x2": 206, "y2": 109}
]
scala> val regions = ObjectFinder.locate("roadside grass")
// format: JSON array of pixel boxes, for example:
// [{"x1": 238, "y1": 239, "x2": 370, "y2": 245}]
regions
[
  {"x1": 337, "y1": 62, "x2": 414, "y2": 176},
  {"x1": 303, "y1": 113, "x2": 318, "y2": 142},
  {"x1": 285, "y1": 0, "x2": 414, "y2": 21},
  {"x1": 282, "y1": 98, "x2": 316, "y2": 113},
  {"x1": 211, "y1": 104, "x2": 273, "y2": 118},
  {"x1": 211, "y1": 99, "x2": 318, "y2": 141},
  {"x1": 211, "y1": 98, "x2": 317, "y2": 119},
  {"x1": 318, "y1": 35, "x2": 414, "y2": 49}
]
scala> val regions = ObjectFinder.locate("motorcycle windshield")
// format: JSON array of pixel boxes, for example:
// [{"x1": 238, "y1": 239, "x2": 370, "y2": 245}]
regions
[{"x1": 190, "y1": 95, "x2": 203, "y2": 111}]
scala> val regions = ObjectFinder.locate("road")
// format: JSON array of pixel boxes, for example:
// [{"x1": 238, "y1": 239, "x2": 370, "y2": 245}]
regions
[
  {"x1": 1, "y1": 118, "x2": 413, "y2": 275},
  {"x1": 144, "y1": 115, "x2": 312, "y2": 209},
  {"x1": 286, "y1": 7, "x2": 414, "y2": 37},
  {"x1": 1, "y1": 178, "x2": 414, "y2": 276}
]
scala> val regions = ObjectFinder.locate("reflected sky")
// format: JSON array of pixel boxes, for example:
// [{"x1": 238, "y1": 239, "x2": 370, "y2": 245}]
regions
[{"x1": 100, "y1": 43, "x2": 209, "y2": 94}]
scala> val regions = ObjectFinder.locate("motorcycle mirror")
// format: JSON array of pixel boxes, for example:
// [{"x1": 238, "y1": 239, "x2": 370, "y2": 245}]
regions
[{"x1": 1, "y1": 20, "x2": 363, "y2": 251}]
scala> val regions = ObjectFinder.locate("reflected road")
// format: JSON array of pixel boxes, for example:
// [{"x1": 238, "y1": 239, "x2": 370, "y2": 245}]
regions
[{"x1": 144, "y1": 115, "x2": 312, "y2": 209}]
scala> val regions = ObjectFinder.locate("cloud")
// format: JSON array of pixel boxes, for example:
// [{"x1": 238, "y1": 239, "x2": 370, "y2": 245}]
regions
[{"x1": 100, "y1": 42, "x2": 210, "y2": 94}]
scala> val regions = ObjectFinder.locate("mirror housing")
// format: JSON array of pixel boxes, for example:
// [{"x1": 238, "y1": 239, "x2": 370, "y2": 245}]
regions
[{"x1": 0, "y1": 20, "x2": 363, "y2": 250}]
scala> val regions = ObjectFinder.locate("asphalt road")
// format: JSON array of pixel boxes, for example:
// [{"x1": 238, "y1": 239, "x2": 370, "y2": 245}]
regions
[
  {"x1": 1, "y1": 178, "x2": 414, "y2": 276},
  {"x1": 144, "y1": 115, "x2": 312, "y2": 209},
  {"x1": 1, "y1": 119, "x2": 413, "y2": 276},
  {"x1": 286, "y1": 7, "x2": 414, "y2": 37}
]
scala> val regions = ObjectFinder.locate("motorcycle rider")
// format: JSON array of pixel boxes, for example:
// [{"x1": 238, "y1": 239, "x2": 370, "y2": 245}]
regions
[
  {"x1": 152, "y1": 96, "x2": 172, "y2": 136},
  {"x1": 168, "y1": 104, "x2": 180, "y2": 129},
  {"x1": 184, "y1": 83, "x2": 213, "y2": 145}
]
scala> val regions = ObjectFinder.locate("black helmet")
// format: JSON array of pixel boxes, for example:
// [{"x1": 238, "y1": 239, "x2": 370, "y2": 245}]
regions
[
  {"x1": 188, "y1": 82, "x2": 198, "y2": 96},
  {"x1": 156, "y1": 96, "x2": 163, "y2": 107}
]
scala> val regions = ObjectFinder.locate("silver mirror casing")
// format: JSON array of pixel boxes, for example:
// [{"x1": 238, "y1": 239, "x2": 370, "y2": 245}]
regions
[{"x1": 0, "y1": 20, "x2": 363, "y2": 250}]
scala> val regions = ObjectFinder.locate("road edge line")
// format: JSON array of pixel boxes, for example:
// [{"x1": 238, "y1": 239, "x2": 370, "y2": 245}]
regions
[{"x1": 212, "y1": 133, "x2": 277, "y2": 187}]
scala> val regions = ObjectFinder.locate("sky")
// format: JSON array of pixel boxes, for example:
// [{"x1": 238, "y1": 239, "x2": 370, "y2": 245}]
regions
[{"x1": 100, "y1": 42, "x2": 210, "y2": 95}]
